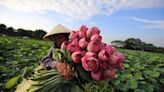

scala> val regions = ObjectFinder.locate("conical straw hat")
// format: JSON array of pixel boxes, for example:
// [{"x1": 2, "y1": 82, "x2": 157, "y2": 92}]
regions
[{"x1": 43, "y1": 24, "x2": 71, "y2": 40}]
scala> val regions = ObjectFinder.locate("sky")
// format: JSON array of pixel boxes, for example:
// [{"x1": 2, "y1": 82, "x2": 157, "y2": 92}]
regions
[{"x1": 0, "y1": 0, "x2": 164, "y2": 47}]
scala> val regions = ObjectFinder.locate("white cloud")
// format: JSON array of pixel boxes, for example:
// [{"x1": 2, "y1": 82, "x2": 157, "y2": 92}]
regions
[
  {"x1": 0, "y1": 12, "x2": 56, "y2": 31},
  {"x1": 0, "y1": 0, "x2": 164, "y2": 20},
  {"x1": 131, "y1": 17, "x2": 164, "y2": 29}
]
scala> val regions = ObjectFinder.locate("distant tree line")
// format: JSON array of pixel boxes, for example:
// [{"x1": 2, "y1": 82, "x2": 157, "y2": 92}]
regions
[
  {"x1": 111, "y1": 38, "x2": 164, "y2": 54},
  {"x1": 0, "y1": 24, "x2": 47, "y2": 40}
]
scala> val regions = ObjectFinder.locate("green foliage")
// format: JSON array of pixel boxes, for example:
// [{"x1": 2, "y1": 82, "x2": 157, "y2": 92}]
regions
[
  {"x1": 0, "y1": 37, "x2": 164, "y2": 92},
  {"x1": 0, "y1": 37, "x2": 52, "y2": 91},
  {"x1": 115, "y1": 49, "x2": 163, "y2": 92},
  {"x1": 15, "y1": 66, "x2": 84, "y2": 92},
  {"x1": 85, "y1": 81, "x2": 115, "y2": 92},
  {"x1": 5, "y1": 74, "x2": 21, "y2": 89}
]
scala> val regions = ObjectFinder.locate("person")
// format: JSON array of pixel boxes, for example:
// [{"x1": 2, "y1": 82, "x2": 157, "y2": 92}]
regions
[
  {"x1": 15, "y1": 24, "x2": 76, "y2": 92},
  {"x1": 41, "y1": 24, "x2": 74, "y2": 79}
]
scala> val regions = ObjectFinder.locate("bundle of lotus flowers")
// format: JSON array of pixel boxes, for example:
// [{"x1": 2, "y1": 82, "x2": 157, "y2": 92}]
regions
[{"x1": 58, "y1": 25, "x2": 125, "y2": 81}]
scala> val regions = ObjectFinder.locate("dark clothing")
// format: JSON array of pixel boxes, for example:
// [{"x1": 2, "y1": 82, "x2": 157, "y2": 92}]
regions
[{"x1": 40, "y1": 45, "x2": 58, "y2": 69}]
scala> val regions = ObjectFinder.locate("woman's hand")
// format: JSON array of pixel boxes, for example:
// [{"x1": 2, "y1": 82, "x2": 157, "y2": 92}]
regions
[{"x1": 54, "y1": 62, "x2": 74, "y2": 80}]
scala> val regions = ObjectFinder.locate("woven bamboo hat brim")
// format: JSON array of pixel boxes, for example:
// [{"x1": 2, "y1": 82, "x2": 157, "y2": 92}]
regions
[{"x1": 43, "y1": 24, "x2": 71, "y2": 41}]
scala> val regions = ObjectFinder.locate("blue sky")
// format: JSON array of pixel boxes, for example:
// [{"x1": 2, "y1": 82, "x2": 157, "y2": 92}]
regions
[{"x1": 0, "y1": 0, "x2": 164, "y2": 47}]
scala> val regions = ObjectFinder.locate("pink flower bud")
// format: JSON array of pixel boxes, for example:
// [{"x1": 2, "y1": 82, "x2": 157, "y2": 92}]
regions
[
  {"x1": 91, "y1": 69, "x2": 103, "y2": 80},
  {"x1": 78, "y1": 25, "x2": 88, "y2": 38},
  {"x1": 115, "y1": 52, "x2": 125, "y2": 62},
  {"x1": 109, "y1": 53, "x2": 125, "y2": 69},
  {"x1": 61, "y1": 41, "x2": 69, "y2": 49},
  {"x1": 87, "y1": 42, "x2": 100, "y2": 53},
  {"x1": 71, "y1": 51, "x2": 83, "y2": 63},
  {"x1": 86, "y1": 27, "x2": 100, "y2": 39},
  {"x1": 105, "y1": 45, "x2": 117, "y2": 55},
  {"x1": 78, "y1": 31, "x2": 86, "y2": 39},
  {"x1": 108, "y1": 55, "x2": 118, "y2": 66},
  {"x1": 98, "y1": 49, "x2": 110, "y2": 61},
  {"x1": 100, "y1": 42, "x2": 106, "y2": 49},
  {"x1": 81, "y1": 56, "x2": 99, "y2": 71},
  {"x1": 85, "y1": 52, "x2": 97, "y2": 58},
  {"x1": 90, "y1": 34, "x2": 102, "y2": 43},
  {"x1": 67, "y1": 43, "x2": 80, "y2": 53},
  {"x1": 91, "y1": 27, "x2": 100, "y2": 35},
  {"x1": 69, "y1": 31, "x2": 78, "y2": 40},
  {"x1": 104, "y1": 69, "x2": 116, "y2": 80},
  {"x1": 71, "y1": 39, "x2": 79, "y2": 46},
  {"x1": 79, "y1": 38, "x2": 88, "y2": 49}
]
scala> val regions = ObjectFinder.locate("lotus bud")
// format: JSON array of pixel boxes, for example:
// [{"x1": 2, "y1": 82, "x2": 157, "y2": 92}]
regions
[
  {"x1": 104, "y1": 69, "x2": 116, "y2": 80},
  {"x1": 105, "y1": 45, "x2": 117, "y2": 55},
  {"x1": 69, "y1": 31, "x2": 78, "y2": 40},
  {"x1": 98, "y1": 49, "x2": 110, "y2": 61},
  {"x1": 100, "y1": 42, "x2": 106, "y2": 49},
  {"x1": 61, "y1": 41, "x2": 69, "y2": 49},
  {"x1": 78, "y1": 25, "x2": 88, "y2": 38},
  {"x1": 90, "y1": 34, "x2": 102, "y2": 43},
  {"x1": 91, "y1": 69, "x2": 102, "y2": 80},
  {"x1": 71, "y1": 51, "x2": 83, "y2": 63},
  {"x1": 87, "y1": 42, "x2": 100, "y2": 53},
  {"x1": 79, "y1": 38, "x2": 88, "y2": 49},
  {"x1": 81, "y1": 56, "x2": 99, "y2": 71},
  {"x1": 67, "y1": 43, "x2": 80, "y2": 53},
  {"x1": 85, "y1": 52, "x2": 97, "y2": 58}
]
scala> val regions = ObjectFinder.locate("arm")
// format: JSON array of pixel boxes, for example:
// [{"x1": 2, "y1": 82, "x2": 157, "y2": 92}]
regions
[
  {"x1": 40, "y1": 46, "x2": 57, "y2": 69},
  {"x1": 40, "y1": 46, "x2": 74, "y2": 80}
]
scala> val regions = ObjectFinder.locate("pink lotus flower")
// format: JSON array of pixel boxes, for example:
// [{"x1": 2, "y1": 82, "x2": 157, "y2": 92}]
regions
[
  {"x1": 105, "y1": 45, "x2": 117, "y2": 55},
  {"x1": 81, "y1": 56, "x2": 99, "y2": 71},
  {"x1": 85, "y1": 52, "x2": 97, "y2": 58},
  {"x1": 78, "y1": 31, "x2": 86, "y2": 39},
  {"x1": 110, "y1": 52, "x2": 125, "y2": 64},
  {"x1": 61, "y1": 41, "x2": 69, "y2": 49},
  {"x1": 98, "y1": 49, "x2": 110, "y2": 61},
  {"x1": 67, "y1": 41, "x2": 80, "y2": 53},
  {"x1": 91, "y1": 69, "x2": 103, "y2": 80},
  {"x1": 80, "y1": 25, "x2": 88, "y2": 32},
  {"x1": 109, "y1": 53, "x2": 125, "y2": 69},
  {"x1": 104, "y1": 69, "x2": 116, "y2": 79},
  {"x1": 115, "y1": 52, "x2": 125, "y2": 62},
  {"x1": 86, "y1": 27, "x2": 100, "y2": 39},
  {"x1": 108, "y1": 59, "x2": 117, "y2": 66},
  {"x1": 78, "y1": 25, "x2": 88, "y2": 38},
  {"x1": 92, "y1": 68, "x2": 116, "y2": 80},
  {"x1": 91, "y1": 27, "x2": 100, "y2": 34},
  {"x1": 87, "y1": 42, "x2": 100, "y2": 53},
  {"x1": 90, "y1": 34, "x2": 102, "y2": 43},
  {"x1": 69, "y1": 31, "x2": 78, "y2": 40},
  {"x1": 71, "y1": 51, "x2": 84, "y2": 63},
  {"x1": 100, "y1": 42, "x2": 106, "y2": 49},
  {"x1": 79, "y1": 38, "x2": 88, "y2": 49},
  {"x1": 71, "y1": 39, "x2": 79, "y2": 46}
]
